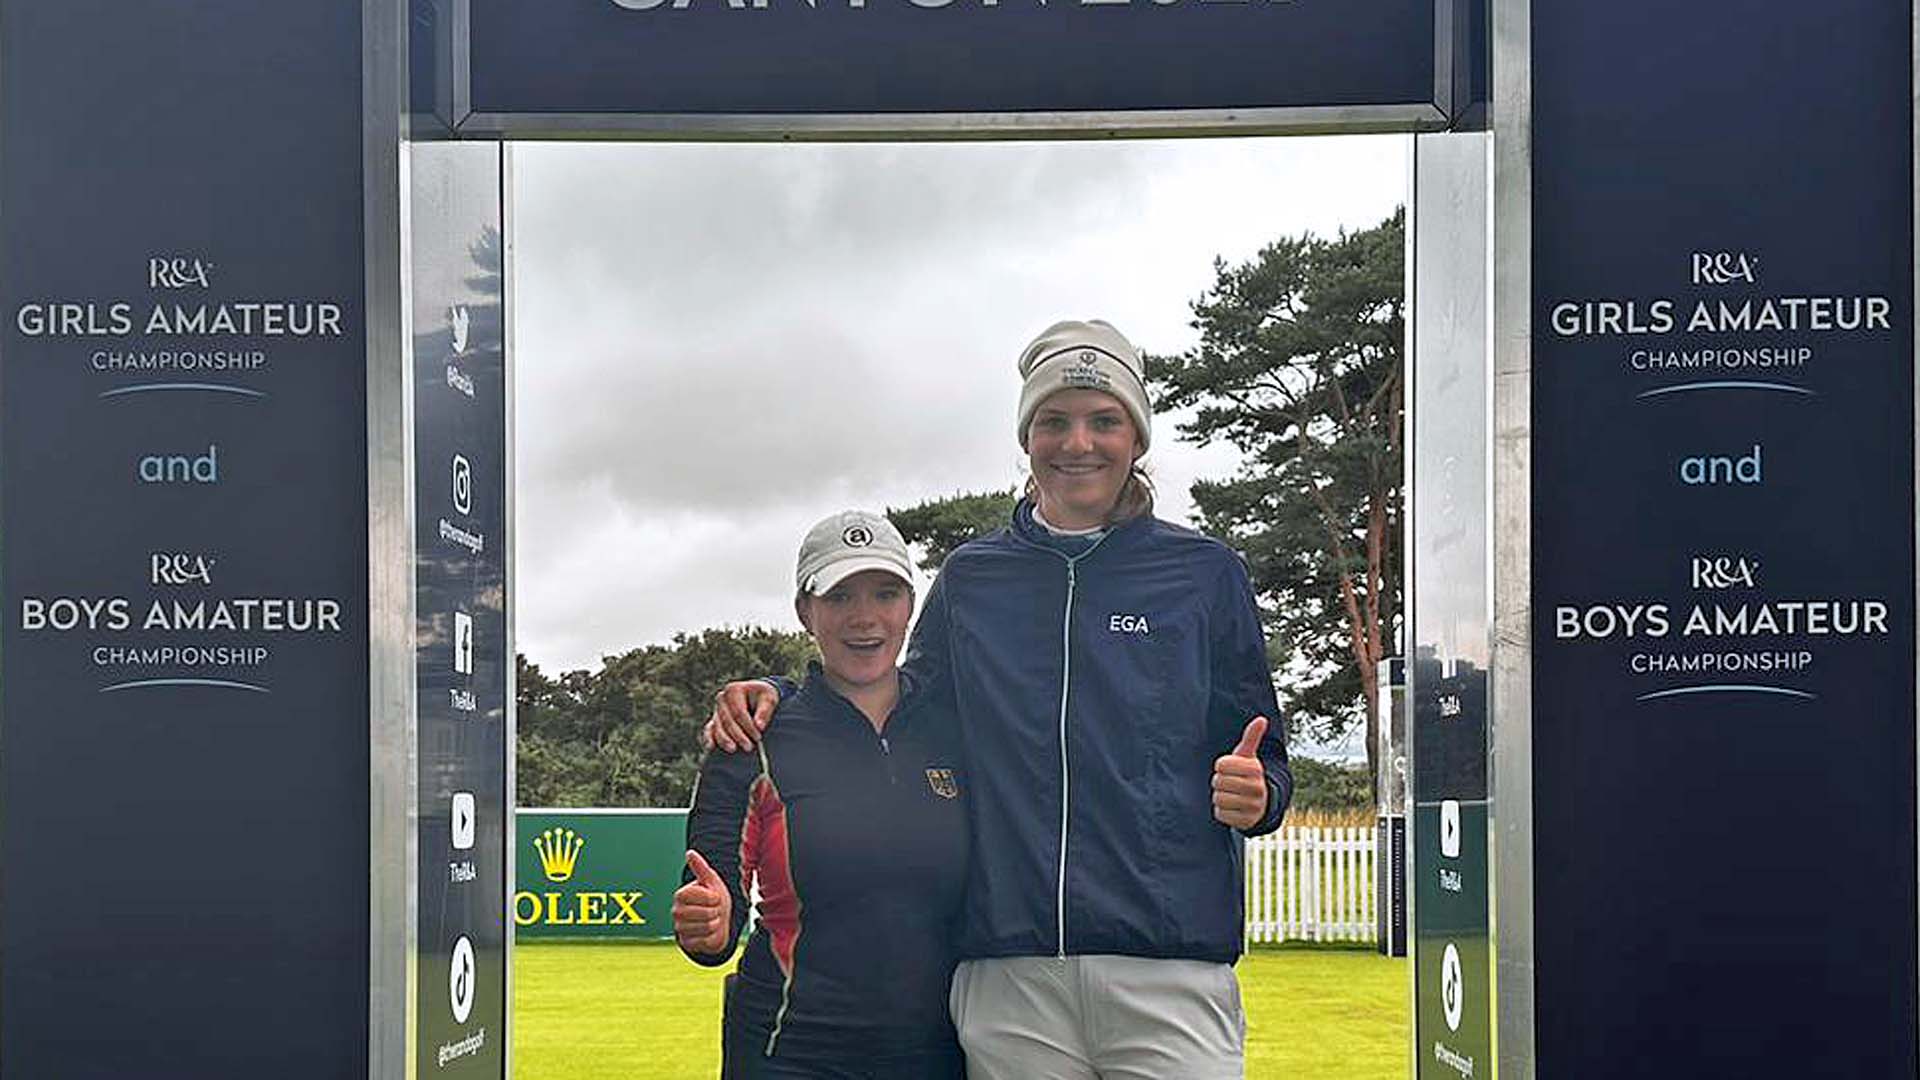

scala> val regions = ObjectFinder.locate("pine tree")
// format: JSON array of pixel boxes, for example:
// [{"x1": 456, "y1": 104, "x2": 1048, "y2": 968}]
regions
[{"x1": 1150, "y1": 209, "x2": 1404, "y2": 782}]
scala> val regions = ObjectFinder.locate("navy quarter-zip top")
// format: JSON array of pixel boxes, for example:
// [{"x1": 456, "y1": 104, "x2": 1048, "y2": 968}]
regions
[
  {"x1": 683, "y1": 665, "x2": 969, "y2": 1065},
  {"x1": 904, "y1": 500, "x2": 1292, "y2": 965}
]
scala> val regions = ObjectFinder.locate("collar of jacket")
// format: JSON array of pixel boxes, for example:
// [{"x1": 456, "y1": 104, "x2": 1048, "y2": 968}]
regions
[
  {"x1": 1009, "y1": 496, "x2": 1153, "y2": 557},
  {"x1": 796, "y1": 658, "x2": 927, "y2": 716}
]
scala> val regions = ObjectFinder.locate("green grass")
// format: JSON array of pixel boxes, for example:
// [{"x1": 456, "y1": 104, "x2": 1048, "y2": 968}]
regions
[
  {"x1": 1242, "y1": 943, "x2": 1409, "y2": 1079},
  {"x1": 513, "y1": 940, "x2": 1407, "y2": 1079}
]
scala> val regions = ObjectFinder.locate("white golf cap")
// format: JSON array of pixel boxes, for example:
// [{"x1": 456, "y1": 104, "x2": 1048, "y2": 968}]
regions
[{"x1": 794, "y1": 509, "x2": 914, "y2": 596}]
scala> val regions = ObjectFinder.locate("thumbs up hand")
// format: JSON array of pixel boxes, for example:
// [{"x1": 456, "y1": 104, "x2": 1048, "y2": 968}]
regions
[
  {"x1": 673, "y1": 849, "x2": 733, "y2": 957},
  {"x1": 1212, "y1": 716, "x2": 1271, "y2": 830}
]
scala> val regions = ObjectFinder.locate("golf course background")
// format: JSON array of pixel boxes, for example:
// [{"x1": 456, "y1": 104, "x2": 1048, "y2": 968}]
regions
[{"x1": 513, "y1": 941, "x2": 1407, "y2": 1078}]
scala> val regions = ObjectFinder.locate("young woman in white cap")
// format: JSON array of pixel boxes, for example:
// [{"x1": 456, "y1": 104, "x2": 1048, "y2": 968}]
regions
[
  {"x1": 711, "y1": 320, "x2": 1292, "y2": 1079},
  {"x1": 675, "y1": 509, "x2": 968, "y2": 1080}
]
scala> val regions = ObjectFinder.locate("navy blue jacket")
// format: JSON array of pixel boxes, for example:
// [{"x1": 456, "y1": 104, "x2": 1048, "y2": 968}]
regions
[
  {"x1": 684, "y1": 666, "x2": 967, "y2": 1065},
  {"x1": 906, "y1": 500, "x2": 1291, "y2": 965}
]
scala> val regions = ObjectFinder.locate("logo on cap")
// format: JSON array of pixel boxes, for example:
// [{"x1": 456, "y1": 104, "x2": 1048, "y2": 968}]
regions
[
  {"x1": 1062, "y1": 351, "x2": 1112, "y2": 391},
  {"x1": 842, "y1": 524, "x2": 873, "y2": 547}
]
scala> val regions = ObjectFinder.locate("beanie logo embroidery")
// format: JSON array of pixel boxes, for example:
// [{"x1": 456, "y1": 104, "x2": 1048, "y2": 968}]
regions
[{"x1": 1062, "y1": 352, "x2": 1112, "y2": 391}]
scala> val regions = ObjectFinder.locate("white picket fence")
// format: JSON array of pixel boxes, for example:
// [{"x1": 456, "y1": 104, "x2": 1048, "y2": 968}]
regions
[{"x1": 1245, "y1": 825, "x2": 1378, "y2": 944}]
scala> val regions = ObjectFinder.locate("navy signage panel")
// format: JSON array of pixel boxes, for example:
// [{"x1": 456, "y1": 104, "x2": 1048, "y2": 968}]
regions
[
  {"x1": 465, "y1": 0, "x2": 1441, "y2": 118},
  {"x1": 1532, "y1": 1, "x2": 1917, "y2": 1074},
  {"x1": 0, "y1": 3, "x2": 370, "y2": 1075},
  {"x1": 411, "y1": 144, "x2": 510, "y2": 1078}
]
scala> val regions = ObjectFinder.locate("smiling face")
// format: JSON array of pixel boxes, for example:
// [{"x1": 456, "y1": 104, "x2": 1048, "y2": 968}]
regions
[
  {"x1": 796, "y1": 569, "x2": 914, "y2": 694},
  {"x1": 1025, "y1": 388, "x2": 1143, "y2": 530}
]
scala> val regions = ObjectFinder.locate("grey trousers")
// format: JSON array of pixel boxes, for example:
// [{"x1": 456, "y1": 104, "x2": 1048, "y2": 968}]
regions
[{"x1": 949, "y1": 955, "x2": 1247, "y2": 1080}]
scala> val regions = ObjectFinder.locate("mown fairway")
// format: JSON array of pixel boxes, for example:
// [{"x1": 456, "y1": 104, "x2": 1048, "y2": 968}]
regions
[{"x1": 513, "y1": 941, "x2": 1407, "y2": 1079}]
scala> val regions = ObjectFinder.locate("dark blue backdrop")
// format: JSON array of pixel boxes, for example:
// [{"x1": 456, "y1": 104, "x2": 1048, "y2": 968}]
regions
[
  {"x1": 1531, "y1": 0, "x2": 1918, "y2": 1073},
  {"x1": 467, "y1": 0, "x2": 1439, "y2": 116},
  {"x1": 0, "y1": 3, "x2": 369, "y2": 1076}
]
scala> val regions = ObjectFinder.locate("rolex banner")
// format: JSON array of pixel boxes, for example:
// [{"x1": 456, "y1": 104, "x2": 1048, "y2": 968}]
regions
[{"x1": 515, "y1": 811, "x2": 687, "y2": 940}]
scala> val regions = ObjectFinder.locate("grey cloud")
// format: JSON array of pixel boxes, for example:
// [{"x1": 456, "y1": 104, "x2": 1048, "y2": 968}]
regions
[
  {"x1": 514, "y1": 142, "x2": 1146, "y2": 294},
  {"x1": 510, "y1": 136, "x2": 1410, "y2": 673}
]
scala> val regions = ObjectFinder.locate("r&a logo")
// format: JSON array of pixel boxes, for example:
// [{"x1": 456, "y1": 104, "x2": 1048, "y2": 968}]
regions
[
  {"x1": 150, "y1": 552, "x2": 215, "y2": 586},
  {"x1": 149, "y1": 256, "x2": 212, "y2": 289},
  {"x1": 1691, "y1": 555, "x2": 1759, "y2": 589},
  {"x1": 1690, "y1": 251, "x2": 1757, "y2": 285}
]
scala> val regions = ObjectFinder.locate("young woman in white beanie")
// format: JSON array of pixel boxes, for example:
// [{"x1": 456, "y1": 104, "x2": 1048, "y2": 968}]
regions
[{"x1": 711, "y1": 320, "x2": 1292, "y2": 1079}]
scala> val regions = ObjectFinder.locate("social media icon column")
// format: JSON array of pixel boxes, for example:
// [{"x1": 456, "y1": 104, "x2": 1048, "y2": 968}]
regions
[
  {"x1": 452, "y1": 454, "x2": 472, "y2": 515},
  {"x1": 453, "y1": 611, "x2": 474, "y2": 676},
  {"x1": 449, "y1": 935, "x2": 476, "y2": 1023},
  {"x1": 1441, "y1": 942, "x2": 1463, "y2": 1032},
  {"x1": 451, "y1": 792, "x2": 475, "y2": 851}
]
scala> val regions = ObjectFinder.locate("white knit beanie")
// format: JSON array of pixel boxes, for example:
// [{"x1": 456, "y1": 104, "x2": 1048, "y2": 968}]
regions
[{"x1": 1015, "y1": 319, "x2": 1152, "y2": 452}]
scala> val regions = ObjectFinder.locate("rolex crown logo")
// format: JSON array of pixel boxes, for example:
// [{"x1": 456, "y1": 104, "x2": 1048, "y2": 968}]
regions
[{"x1": 533, "y1": 828, "x2": 585, "y2": 883}]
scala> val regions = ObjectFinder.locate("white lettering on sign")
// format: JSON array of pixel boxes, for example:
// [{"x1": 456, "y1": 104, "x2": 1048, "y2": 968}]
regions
[
  {"x1": 1553, "y1": 601, "x2": 1888, "y2": 641},
  {"x1": 151, "y1": 553, "x2": 217, "y2": 586},
  {"x1": 1690, "y1": 556, "x2": 1758, "y2": 590},
  {"x1": 1677, "y1": 444, "x2": 1762, "y2": 486},
  {"x1": 12, "y1": 302, "x2": 343, "y2": 337},
  {"x1": 1690, "y1": 251, "x2": 1756, "y2": 286},
  {"x1": 149, "y1": 256, "x2": 213, "y2": 289},
  {"x1": 1549, "y1": 296, "x2": 1890, "y2": 336},
  {"x1": 1433, "y1": 1042, "x2": 1475, "y2": 1078}
]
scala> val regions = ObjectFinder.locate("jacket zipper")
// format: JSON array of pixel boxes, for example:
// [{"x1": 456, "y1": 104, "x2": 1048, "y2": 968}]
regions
[
  {"x1": 1046, "y1": 530, "x2": 1112, "y2": 959},
  {"x1": 1010, "y1": 516, "x2": 1118, "y2": 960},
  {"x1": 1055, "y1": 559, "x2": 1075, "y2": 958}
]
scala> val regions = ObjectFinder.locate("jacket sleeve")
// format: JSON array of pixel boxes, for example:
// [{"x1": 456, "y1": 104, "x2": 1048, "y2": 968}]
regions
[
  {"x1": 680, "y1": 746, "x2": 763, "y2": 965},
  {"x1": 901, "y1": 568, "x2": 956, "y2": 710},
  {"x1": 1208, "y1": 551, "x2": 1293, "y2": 837}
]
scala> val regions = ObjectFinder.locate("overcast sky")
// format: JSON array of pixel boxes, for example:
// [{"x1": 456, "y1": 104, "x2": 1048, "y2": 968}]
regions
[{"x1": 512, "y1": 135, "x2": 1407, "y2": 754}]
